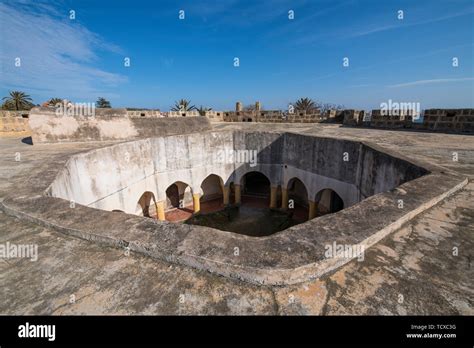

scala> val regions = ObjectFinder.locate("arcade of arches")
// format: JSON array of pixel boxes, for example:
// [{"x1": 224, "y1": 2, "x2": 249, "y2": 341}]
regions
[{"x1": 136, "y1": 171, "x2": 344, "y2": 226}]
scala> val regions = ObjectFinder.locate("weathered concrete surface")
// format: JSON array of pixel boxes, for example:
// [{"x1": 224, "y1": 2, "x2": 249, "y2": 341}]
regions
[
  {"x1": 214, "y1": 122, "x2": 474, "y2": 177},
  {"x1": 0, "y1": 116, "x2": 30, "y2": 137},
  {"x1": 0, "y1": 181, "x2": 472, "y2": 315},
  {"x1": 0, "y1": 211, "x2": 277, "y2": 315},
  {"x1": 45, "y1": 131, "x2": 429, "y2": 221},
  {"x1": 29, "y1": 107, "x2": 211, "y2": 143},
  {"x1": 1, "y1": 130, "x2": 465, "y2": 285},
  {"x1": 0, "y1": 123, "x2": 473, "y2": 314},
  {"x1": 274, "y1": 184, "x2": 474, "y2": 315}
]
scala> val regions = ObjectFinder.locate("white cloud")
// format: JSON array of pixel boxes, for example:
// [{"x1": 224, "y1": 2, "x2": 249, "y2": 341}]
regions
[
  {"x1": 348, "y1": 8, "x2": 474, "y2": 38},
  {"x1": 388, "y1": 77, "x2": 474, "y2": 88},
  {"x1": 0, "y1": 2, "x2": 126, "y2": 102}
]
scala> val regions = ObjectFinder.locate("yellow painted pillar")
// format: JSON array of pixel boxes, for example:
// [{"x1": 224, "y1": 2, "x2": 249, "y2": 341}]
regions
[
  {"x1": 223, "y1": 186, "x2": 230, "y2": 205},
  {"x1": 308, "y1": 200, "x2": 317, "y2": 220},
  {"x1": 193, "y1": 193, "x2": 201, "y2": 213},
  {"x1": 281, "y1": 188, "x2": 288, "y2": 210},
  {"x1": 155, "y1": 201, "x2": 165, "y2": 221},
  {"x1": 270, "y1": 186, "x2": 278, "y2": 209},
  {"x1": 234, "y1": 185, "x2": 242, "y2": 205}
]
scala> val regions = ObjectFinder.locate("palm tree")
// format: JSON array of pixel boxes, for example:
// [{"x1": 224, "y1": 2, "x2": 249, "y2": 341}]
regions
[
  {"x1": 294, "y1": 97, "x2": 317, "y2": 113},
  {"x1": 2, "y1": 91, "x2": 33, "y2": 110},
  {"x1": 197, "y1": 106, "x2": 212, "y2": 116},
  {"x1": 1, "y1": 100, "x2": 14, "y2": 110},
  {"x1": 96, "y1": 97, "x2": 111, "y2": 108},
  {"x1": 171, "y1": 99, "x2": 196, "y2": 112},
  {"x1": 48, "y1": 98, "x2": 64, "y2": 106}
]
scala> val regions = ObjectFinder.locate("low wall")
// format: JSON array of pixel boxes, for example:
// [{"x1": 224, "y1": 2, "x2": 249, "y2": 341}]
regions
[
  {"x1": 0, "y1": 113, "x2": 31, "y2": 136},
  {"x1": 342, "y1": 110, "x2": 365, "y2": 126},
  {"x1": 348, "y1": 108, "x2": 474, "y2": 133},
  {"x1": 0, "y1": 117, "x2": 30, "y2": 136},
  {"x1": 0, "y1": 110, "x2": 30, "y2": 118},
  {"x1": 29, "y1": 107, "x2": 211, "y2": 143},
  {"x1": 222, "y1": 110, "x2": 325, "y2": 123},
  {"x1": 126, "y1": 110, "x2": 162, "y2": 117},
  {"x1": 421, "y1": 109, "x2": 474, "y2": 132}
]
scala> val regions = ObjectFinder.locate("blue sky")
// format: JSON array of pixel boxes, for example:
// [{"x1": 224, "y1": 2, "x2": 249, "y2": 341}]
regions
[{"x1": 1, "y1": 0, "x2": 473, "y2": 110}]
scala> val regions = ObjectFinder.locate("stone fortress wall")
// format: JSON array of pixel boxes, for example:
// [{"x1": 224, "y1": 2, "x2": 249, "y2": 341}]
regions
[
  {"x1": 28, "y1": 107, "x2": 211, "y2": 143},
  {"x1": 342, "y1": 108, "x2": 474, "y2": 133},
  {"x1": 212, "y1": 101, "x2": 335, "y2": 123},
  {"x1": 2, "y1": 103, "x2": 473, "y2": 139},
  {"x1": 0, "y1": 110, "x2": 31, "y2": 135},
  {"x1": 124, "y1": 102, "x2": 338, "y2": 122}
]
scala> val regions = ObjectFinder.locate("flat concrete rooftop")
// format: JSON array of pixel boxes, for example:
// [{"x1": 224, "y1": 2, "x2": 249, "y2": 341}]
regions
[{"x1": 0, "y1": 123, "x2": 473, "y2": 314}]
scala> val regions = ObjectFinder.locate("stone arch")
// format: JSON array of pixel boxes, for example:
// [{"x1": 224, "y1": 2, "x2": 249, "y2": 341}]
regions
[
  {"x1": 234, "y1": 164, "x2": 278, "y2": 190},
  {"x1": 314, "y1": 188, "x2": 344, "y2": 216},
  {"x1": 165, "y1": 181, "x2": 193, "y2": 210},
  {"x1": 240, "y1": 171, "x2": 272, "y2": 207},
  {"x1": 285, "y1": 177, "x2": 309, "y2": 221},
  {"x1": 137, "y1": 191, "x2": 157, "y2": 218},
  {"x1": 200, "y1": 174, "x2": 225, "y2": 212},
  {"x1": 286, "y1": 177, "x2": 309, "y2": 205},
  {"x1": 200, "y1": 174, "x2": 224, "y2": 199},
  {"x1": 241, "y1": 171, "x2": 271, "y2": 197}
]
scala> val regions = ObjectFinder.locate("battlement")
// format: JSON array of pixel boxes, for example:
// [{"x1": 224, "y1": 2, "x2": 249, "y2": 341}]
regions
[
  {"x1": 126, "y1": 109, "x2": 163, "y2": 118},
  {"x1": 343, "y1": 108, "x2": 474, "y2": 133},
  {"x1": 220, "y1": 109, "x2": 327, "y2": 123}
]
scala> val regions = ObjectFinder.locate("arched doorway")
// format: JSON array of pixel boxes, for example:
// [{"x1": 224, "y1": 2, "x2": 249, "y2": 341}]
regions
[
  {"x1": 200, "y1": 174, "x2": 224, "y2": 213},
  {"x1": 165, "y1": 181, "x2": 192, "y2": 210},
  {"x1": 286, "y1": 177, "x2": 309, "y2": 222},
  {"x1": 241, "y1": 171, "x2": 271, "y2": 207},
  {"x1": 165, "y1": 181, "x2": 193, "y2": 222},
  {"x1": 314, "y1": 188, "x2": 344, "y2": 216},
  {"x1": 137, "y1": 191, "x2": 157, "y2": 218}
]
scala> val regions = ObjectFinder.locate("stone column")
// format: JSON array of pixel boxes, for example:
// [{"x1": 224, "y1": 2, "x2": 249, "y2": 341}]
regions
[
  {"x1": 308, "y1": 200, "x2": 317, "y2": 220},
  {"x1": 223, "y1": 186, "x2": 230, "y2": 205},
  {"x1": 234, "y1": 185, "x2": 242, "y2": 205},
  {"x1": 155, "y1": 201, "x2": 166, "y2": 221},
  {"x1": 236, "y1": 102, "x2": 242, "y2": 112},
  {"x1": 270, "y1": 186, "x2": 278, "y2": 209},
  {"x1": 281, "y1": 188, "x2": 288, "y2": 210},
  {"x1": 193, "y1": 193, "x2": 201, "y2": 213}
]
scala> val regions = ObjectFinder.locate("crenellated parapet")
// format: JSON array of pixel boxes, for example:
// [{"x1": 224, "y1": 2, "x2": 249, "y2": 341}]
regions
[{"x1": 366, "y1": 108, "x2": 474, "y2": 133}]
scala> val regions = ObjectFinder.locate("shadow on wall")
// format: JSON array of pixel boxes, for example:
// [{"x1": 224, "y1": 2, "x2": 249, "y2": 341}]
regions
[
  {"x1": 48, "y1": 131, "x2": 428, "y2": 226},
  {"x1": 133, "y1": 133, "x2": 427, "y2": 224},
  {"x1": 137, "y1": 169, "x2": 346, "y2": 222}
]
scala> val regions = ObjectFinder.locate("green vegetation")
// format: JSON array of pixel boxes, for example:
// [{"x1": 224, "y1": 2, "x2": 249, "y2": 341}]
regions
[
  {"x1": 171, "y1": 99, "x2": 196, "y2": 112},
  {"x1": 48, "y1": 98, "x2": 64, "y2": 106},
  {"x1": 294, "y1": 97, "x2": 317, "y2": 113},
  {"x1": 96, "y1": 97, "x2": 111, "y2": 108},
  {"x1": 1, "y1": 91, "x2": 34, "y2": 110},
  {"x1": 294, "y1": 97, "x2": 344, "y2": 113},
  {"x1": 197, "y1": 105, "x2": 212, "y2": 116}
]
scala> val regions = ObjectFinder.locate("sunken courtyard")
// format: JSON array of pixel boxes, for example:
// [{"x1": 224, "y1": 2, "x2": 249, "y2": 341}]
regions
[{"x1": 0, "y1": 107, "x2": 473, "y2": 315}]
